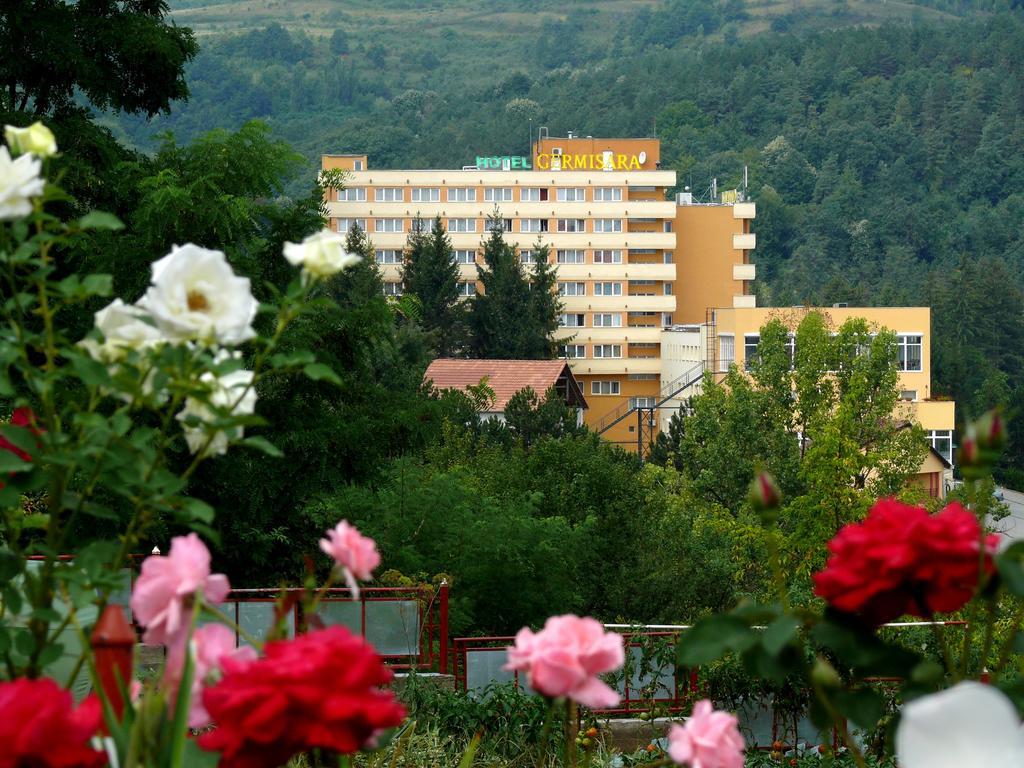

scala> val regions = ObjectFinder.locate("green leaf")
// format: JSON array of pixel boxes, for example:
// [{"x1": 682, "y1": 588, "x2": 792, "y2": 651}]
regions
[
  {"x1": 0, "y1": 423, "x2": 40, "y2": 456},
  {"x1": 269, "y1": 350, "x2": 315, "y2": 368},
  {"x1": 0, "y1": 451, "x2": 30, "y2": 473},
  {"x1": 997, "y1": 542, "x2": 1024, "y2": 597},
  {"x1": 241, "y1": 436, "x2": 283, "y2": 457},
  {"x1": 677, "y1": 615, "x2": 757, "y2": 666},
  {"x1": 37, "y1": 641, "x2": 64, "y2": 668},
  {"x1": 177, "y1": 497, "x2": 215, "y2": 525},
  {"x1": 20, "y1": 513, "x2": 49, "y2": 530},
  {"x1": 812, "y1": 614, "x2": 920, "y2": 677},
  {"x1": 179, "y1": 740, "x2": 220, "y2": 768},
  {"x1": 70, "y1": 352, "x2": 111, "y2": 388},
  {"x1": 82, "y1": 274, "x2": 113, "y2": 297},
  {"x1": 302, "y1": 362, "x2": 342, "y2": 386},
  {"x1": 833, "y1": 688, "x2": 884, "y2": 730},
  {"x1": 762, "y1": 615, "x2": 800, "y2": 656},
  {"x1": 0, "y1": 548, "x2": 22, "y2": 581},
  {"x1": 79, "y1": 211, "x2": 124, "y2": 231}
]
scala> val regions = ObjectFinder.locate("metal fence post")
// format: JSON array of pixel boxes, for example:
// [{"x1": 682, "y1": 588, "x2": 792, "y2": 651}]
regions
[{"x1": 439, "y1": 580, "x2": 449, "y2": 674}]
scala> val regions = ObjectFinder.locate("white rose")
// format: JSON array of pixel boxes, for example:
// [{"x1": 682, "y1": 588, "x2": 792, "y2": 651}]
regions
[
  {"x1": 0, "y1": 145, "x2": 44, "y2": 221},
  {"x1": 4, "y1": 122, "x2": 57, "y2": 158},
  {"x1": 283, "y1": 230, "x2": 361, "y2": 279},
  {"x1": 80, "y1": 299, "x2": 165, "y2": 362},
  {"x1": 897, "y1": 681, "x2": 1024, "y2": 768},
  {"x1": 177, "y1": 355, "x2": 257, "y2": 457},
  {"x1": 137, "y1": 244, "x2": 257, "y2": 346}
]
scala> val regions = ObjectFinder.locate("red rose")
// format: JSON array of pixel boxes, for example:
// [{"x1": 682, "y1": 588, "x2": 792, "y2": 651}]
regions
[
  {"x1": 813, "y1": 499, "x2": 998, "y2": 625},
  {"x1": 198, "y1": 627, "x2": 406, "y2": 768},
  {"x1": 0, "y1": 677, "x2": 106, "y2": 768}
]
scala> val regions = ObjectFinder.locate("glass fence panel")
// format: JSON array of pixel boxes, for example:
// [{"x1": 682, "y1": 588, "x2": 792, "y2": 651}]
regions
[{"x1": 365, "y1": 600, "x2": 419, "y2": 656}]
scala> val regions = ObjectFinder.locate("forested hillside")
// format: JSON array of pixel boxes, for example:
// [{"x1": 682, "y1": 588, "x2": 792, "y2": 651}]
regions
[{"x1": 109, "y1": 0, "x2": 1024, "y2": 482}]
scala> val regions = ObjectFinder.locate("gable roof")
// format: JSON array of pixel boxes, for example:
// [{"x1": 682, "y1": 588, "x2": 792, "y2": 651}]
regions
[{"x1": 424, "y1": 358, "x2": 588, "y2": 412}]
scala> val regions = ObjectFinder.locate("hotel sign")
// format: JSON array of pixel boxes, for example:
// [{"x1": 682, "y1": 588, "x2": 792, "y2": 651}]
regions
[{"x1": 475, "y1": 151, "x2": 645, "y2": 171}]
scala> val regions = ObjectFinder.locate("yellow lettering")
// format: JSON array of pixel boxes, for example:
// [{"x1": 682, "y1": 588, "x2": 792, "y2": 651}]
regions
[
  {"x1": 616, "y1": 154, "x2": 628, "y2": 170},
  {"x1": 536, "y1": 154, "x2": 550, "y2": 170},
  {"x1": 629, "y1": 156, "x2": 641, "y2": 170}
]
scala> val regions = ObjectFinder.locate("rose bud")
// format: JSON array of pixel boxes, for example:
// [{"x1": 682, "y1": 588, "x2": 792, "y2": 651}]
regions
[
  {"x1": 810, "y1": 656, "x2": 841, "y2": 689},
  {"x1": 749, "y1": 470, "x2": 782, "y2": 524},
  {"x1": 975, "y1": 410, "x2": 1006, "y2": 452}
]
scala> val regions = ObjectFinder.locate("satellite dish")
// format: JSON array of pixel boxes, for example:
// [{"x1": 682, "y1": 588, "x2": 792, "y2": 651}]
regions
[{"x1": 639, "y1": 151, "x2": 647, "y2": 164}]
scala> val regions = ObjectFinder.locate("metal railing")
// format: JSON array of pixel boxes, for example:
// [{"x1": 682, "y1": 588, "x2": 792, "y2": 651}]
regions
[{"x1": 596, "y1": 360, "x2": 705, "y2": 434}]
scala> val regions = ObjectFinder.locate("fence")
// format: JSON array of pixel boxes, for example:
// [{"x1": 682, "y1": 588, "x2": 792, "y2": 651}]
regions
[
  {"x1": 451, "y1": 621, "x2": 967, "y2": 748},
  {"x1": 220, "y1": 584, "x2": 449, "y2": 672}
]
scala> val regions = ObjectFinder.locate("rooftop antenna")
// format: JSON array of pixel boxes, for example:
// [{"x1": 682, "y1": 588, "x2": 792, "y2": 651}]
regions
[
  {"x1": 743, "y1": 165, "x2": 748, "y2": 191},
  {"x1": 529, "y1": 118, "x2": 533, "y2": 160},
  {"x1": 711, "y1": 177, "x2": 718, "y2": 201}
]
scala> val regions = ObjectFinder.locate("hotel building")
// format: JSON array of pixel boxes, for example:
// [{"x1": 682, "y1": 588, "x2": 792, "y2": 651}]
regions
[{"x1": 322, "y1": 135, "x2": 955, "y2": 480}]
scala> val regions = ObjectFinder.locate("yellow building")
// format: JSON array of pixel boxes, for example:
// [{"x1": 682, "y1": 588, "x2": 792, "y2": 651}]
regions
[
  {"x1": 660, "y1": 306, "x2": 956, "y2": 478},
  {"x1": 321, "y1": 134, "x2": 954, "y2": 475},
  {"x1": 322, "y1": 134, "x2": 754, "y2": 447}
]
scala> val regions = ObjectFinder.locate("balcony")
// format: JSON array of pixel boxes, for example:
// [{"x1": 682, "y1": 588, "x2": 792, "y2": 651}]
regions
[
  {"x1": 553, "y1": 263, "x2": 675, "y2": 281},
  {"x1": 560, "y1": 295, "x2": 675, "y2": 313},
  {"x1": 327, "y1": 200, "x2": 678, "y2": 219},
  {"x1": 733, "y1": 202, "x2": 756, "y2": 219},
  {"x1": 733, "y1": 233, "x2": 756, "y2": 250},
  {"x1": 555, "y1": 326, "x2": 664, "y2": 343},
  {"x1": 733, "y1": 263, "x2": 756, "y2": 281},
  {"x1": 732, "y1": 294, "x2": 756, "y2": 309},
  {"x1": 361, "y1": 231, "x2": 676, "y2": 250},
  {"x1": 342, "y1": 169, "x2": 678, "y2": 187},
  {"x1": 569, "y1": 358, "x2": 661, "y2": 375}
]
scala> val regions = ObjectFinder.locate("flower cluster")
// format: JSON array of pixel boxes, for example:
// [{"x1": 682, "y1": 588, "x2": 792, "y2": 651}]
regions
[
  {"x1": 813, "y1": 499, "x2": 999, "y2": 625},
  {"x1": 320, "y1": 519, "x2": 381, "y2": 598},
  {"x1": 668, "y1": 699, "x2": 745, "y2": 768},
  {"x1": 198, "y1": 626, "x2": 406, "y2": 768},
  {"x1": 0, "y1": 677, "x2": 105, "y2": 768},
  {"x1": 505, "y1": 614, "x2": 625, "y2": 708}
]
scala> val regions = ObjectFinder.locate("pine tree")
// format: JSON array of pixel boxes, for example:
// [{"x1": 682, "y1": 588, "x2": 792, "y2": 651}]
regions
[
  {"x1": 524, "y1": 240, "x2": 561, "y2": 359},
  {"x1": 470, "y1": 212, "x2": 532, "y2": 358},
  {"x1": 402, "y1": 216, "x2": 463, "y2": 357},
  {"x1": 336, "y1": 223, "x2": 383, "y2": 306}
]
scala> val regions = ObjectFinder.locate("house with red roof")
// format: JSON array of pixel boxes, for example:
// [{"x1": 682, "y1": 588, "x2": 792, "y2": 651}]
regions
[{"x1": 423, "y1": 359, "x2": 588, "y2": 424}]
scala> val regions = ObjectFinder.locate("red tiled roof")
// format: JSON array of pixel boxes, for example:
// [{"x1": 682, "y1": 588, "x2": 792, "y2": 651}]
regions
[{"x1": 423, "y1": 358, "x2": 587, "y2": 412}]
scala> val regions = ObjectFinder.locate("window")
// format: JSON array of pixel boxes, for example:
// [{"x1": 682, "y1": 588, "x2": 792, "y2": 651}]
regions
[
  {"x1": 375, "y1": 188, "x2": 403, "y2": 202},
  {"x1": 900, "y1": 390, "x2": 918, "y2": 401},
  {"x1": 557, "y1": 249, "x2": 585, "y2": 264},
  {"x1": 559, "y1": 313, "x2": 585, "y2": 328},
  {"x1": 594, "y1": 282, "x2": 622, "y2": 296},
  {"x1": 594, "y1": 219, "x2": 623, "y2": 233},
  {"x1": 382, "y1": 282, "x2": 403, "y2": 296},
  {"x1": 928, "y1": 430, "x2": 953, "y2": 464},
  {"x1": 458, "y1": 282, "x2": 477, "y2": 297},
  {"x1": 520, "y1": 250, "x2": 536, "y2": 264},
  {"x1": 630, "y1": 397, "x2": 656, "y2": 408},
  {"x1": 593, "y1": 313, "x2": 622, "y2": 327},
  {"x1": 664, "y1": 221, "x2": 673, "y2": 233},
  {"x1": 560, "y1": 344, "x2": 586, "y2": 359},
  {"x1": 558, "y1": 282, "x2": 586, "y2": 296},
  {"x1": 353, "y1": 160, "x2": 364, "y2": 171},
  {"x1": 453, "y1": 250, "x2": 476, "y2": 264},
  {"x1": 521, "y1": 218, "x2": 548, "y2": 233},
  {"x1": 557, "y1": 188, "x2": 586, "y2": 202},
  {"x1": 336, "y1": 187, "x2": 366, "y2": 201},
  {"x1": 593, "y1": 250, "x2": 622, "y2": 264},
  {"x1": 449, "y1": 218, "x2": 476, "y2": 233},
  {"x1": 719, "y1": 335, "x2": 735, "y2": 371},
  {"x1": 521, "y1": 188, "x2": 548, "y2": 201},
  {"x1": 375, "y1": 218, "x2": 403, "y2": 233},
  {"x1": 411, "y1": 217, "x2": 434, "y2": 234},
  {"x1": 629, "y1": 374, "x2": 658, "y2": 381},
  {"x1": 744, "y1": 334, "x2": 760, "y2": 371},
  {"x1": 662, "y1": 312, "x2": 673, "y2": 327},
  {"x1": 591, "y1": 381, "x2": 621, "y2": 395},
  {"x1": 557, "y1": 219, "x2": 586, "y2": 233},
  {"x1": 593, "y1": 187, "x2": 622, "y2": 202},
  {"x1": 375, "y1": 249, "x2": 401, "y2": 264},
  {"x1": 336, "y1": 218, "x2": 366, "y2": 234},
  {"x1": 484, "y1": 187, "x2": 513, "y2": 202},
  {"x1": 594, "y1": 344, "x2": 622, "y2": 358},
  {"x1": 664, "y1": 283, "x2": 673, "y2": 295},
  {"x1": 487, "y1": 218, "x2": 513, "y2": 232},
  {"x1": 448, "y1": 187, "x2": 476, "y2": 202},
  {"x1": 411, "y1": 187, "x2": 440, "y2": 202},
  {"x1": 897, "y1": 334, "x2": 923, "y2": 372}
]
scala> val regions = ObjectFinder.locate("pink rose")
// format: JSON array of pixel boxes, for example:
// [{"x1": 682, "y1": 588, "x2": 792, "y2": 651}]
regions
[
  {"x1": 668, "y1": 700, "x2": 745, "y2": 768},
  {"x1": 319, "y1": 520, "x2": 380, "y2": 598},
  {"x1": 130, "y1": 533, "x2": 230, "y2": 645},
  {"x1": 504, "y1": 615, "x2": 624, "y2": 708},
  {"x1": 165, "y1": 624, "x2": 257, "y2": 729}
]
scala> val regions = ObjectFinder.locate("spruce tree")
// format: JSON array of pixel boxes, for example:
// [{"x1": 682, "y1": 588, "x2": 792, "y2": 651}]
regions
[
  {"x1": 402, "y1": 216, "x2": 463, "y2": 356},
  {"x1": 470, "y1": 212, "x2": 532, "y2": 358},
  {"x1": 337, "y1": 223, "x2": 383, "y2": 305},
  {"x1": 525, "y1": 240, "x2": 561, "y2": 359}
]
